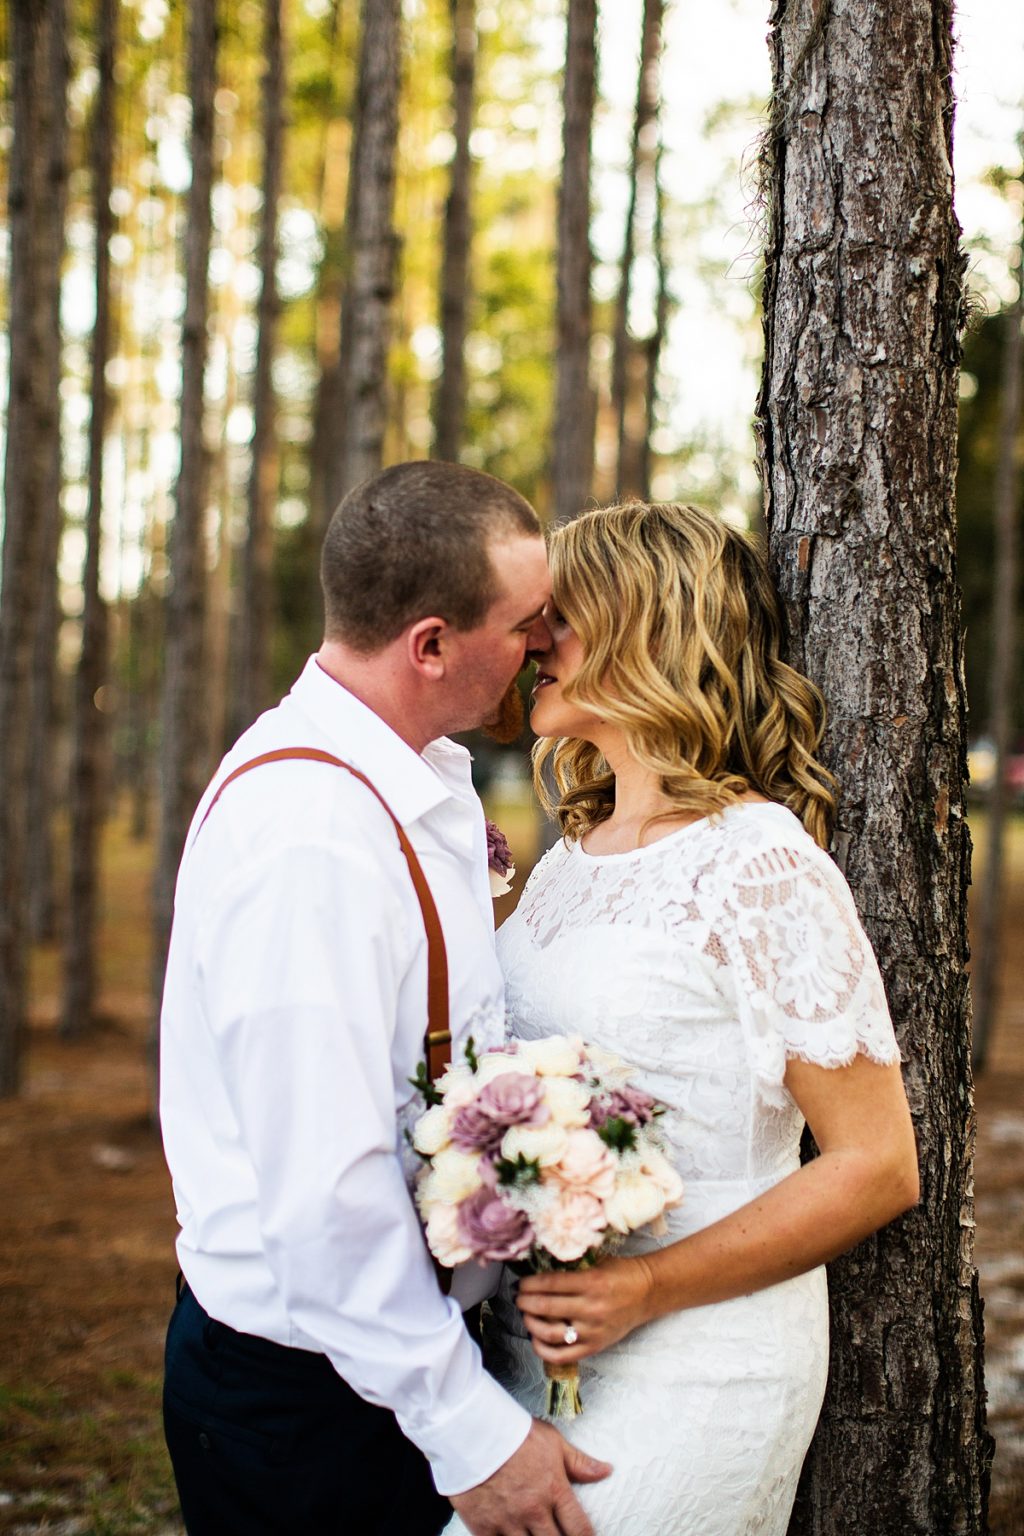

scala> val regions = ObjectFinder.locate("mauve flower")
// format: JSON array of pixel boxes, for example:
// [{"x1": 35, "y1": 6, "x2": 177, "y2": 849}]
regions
[
  {"x1": 485, "y1": 819, "x2": 513, "y2": 876},
  {"x1": 450, "y1": 1102, "x2": 506, "y2": 1154},
  {"x1": 457, "y1": 1188, "x2": 534, "y2": 1261},
  {"x1": 589, "y1": 1086, "x2": 656, "y2": 1129},
  {"x1": 478, "y1": 1073, "x2": 548, "y2": 1126},
  {"x1": 533, "y1": 1190, "x2": 607, "y2": 1263}
]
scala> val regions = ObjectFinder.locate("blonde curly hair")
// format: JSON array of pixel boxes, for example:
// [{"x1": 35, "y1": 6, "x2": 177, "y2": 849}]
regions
[{"x1": 533, "y1": 501, "x2": 836, "y2": 849}]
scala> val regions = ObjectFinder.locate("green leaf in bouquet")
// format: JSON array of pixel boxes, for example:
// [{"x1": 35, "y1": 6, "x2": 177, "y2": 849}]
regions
[
  {"x1": 494, "y1": 1152, "x2": 542, "y2": 1187},
  {"x1": 408, "y1": 1061, "x2": 444, "y2": 1107},
  {"x1": 596, "y1": 1116, "x2": 637, "y2": 1153},
  {"x1": 464, "y1": 1035, "x2": 479, "y2": 1072}
]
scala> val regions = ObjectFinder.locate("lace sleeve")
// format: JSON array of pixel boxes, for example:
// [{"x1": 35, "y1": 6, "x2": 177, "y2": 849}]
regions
[{"x1": 722, "y1": 842, "x2": 901, "y2": 1109}]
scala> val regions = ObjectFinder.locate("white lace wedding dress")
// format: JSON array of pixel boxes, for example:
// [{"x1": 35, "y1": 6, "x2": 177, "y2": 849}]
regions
[{"x1": 444, "y1": 802, "x2": 900, "y2": 1535}]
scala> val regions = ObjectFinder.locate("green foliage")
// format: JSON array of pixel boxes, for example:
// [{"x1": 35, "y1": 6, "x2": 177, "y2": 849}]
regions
[
  {"x1": 596, "y1": 1116, "x2": 638, "y2": 1152},
  {"x1": 495, "y1": 1151, "x2": 542, "y2": 1187}
]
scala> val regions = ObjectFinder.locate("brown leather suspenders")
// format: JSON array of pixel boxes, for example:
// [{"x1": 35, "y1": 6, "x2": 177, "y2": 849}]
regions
[{"x1": 195, "y1": 746, "x2": 452, "y2": 1080}]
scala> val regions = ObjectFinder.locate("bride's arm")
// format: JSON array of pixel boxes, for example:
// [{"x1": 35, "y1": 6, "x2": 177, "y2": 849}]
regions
[{"x1": 515, "y1": 1052, "x2": 919, "y2": 1364}]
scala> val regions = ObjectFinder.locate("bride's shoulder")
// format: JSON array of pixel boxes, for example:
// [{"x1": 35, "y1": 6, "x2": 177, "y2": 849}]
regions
[{"x1": 710, "y1": 801, "x2": 829, "y2": 878}]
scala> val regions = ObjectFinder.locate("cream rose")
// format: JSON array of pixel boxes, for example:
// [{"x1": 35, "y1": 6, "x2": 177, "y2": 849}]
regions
[
  {"x1": 542, "y1": 1076, "x2": 592, "y2": 1129},
  {"x1": 533, "y1": 1190, "x2": 606, "y2": 1263},
  {"x1": 433, "y1": 1063, "x2": 479, "y2": 1109},
  {"x1": 501, "y1": 1121, "x2": 569, "y2": 1167},
  {"x1": 639, "y1": 1146, "x2": 684, "y2": 1208},
  {"x1": 412, "y1": 1103, "x2": 453, "y2": 1156},
  {"x1": 419, "y1": 1147, "x2": 485, "y2": 1205},
  {"x1": 604, "y1": 1169, "x2": 668, "y2": 1234},
  {"x1": 424, "y1": 1201, "x2": 473, "y2": 1266},
  {"x1": 552, "y1": 1129, "x2": 617, "y2": 1200},
  {"x1": 517, "y1": 1035, "x2": 584, "y2": 1077},
  {"x1": 474, "y1": 1051, "x2": 535, "y2": 1089}
]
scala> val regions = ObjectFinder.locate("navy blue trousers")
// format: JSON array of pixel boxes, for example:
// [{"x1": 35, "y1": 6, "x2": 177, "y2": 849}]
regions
[{"x1": 163, "y1": 1283, "x2": 452, "y2": 1536}]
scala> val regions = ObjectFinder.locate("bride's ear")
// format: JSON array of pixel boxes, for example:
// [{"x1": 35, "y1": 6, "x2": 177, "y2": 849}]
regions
[{"x1": 407, "y1": 617, "x2": 449, "y2": 681}]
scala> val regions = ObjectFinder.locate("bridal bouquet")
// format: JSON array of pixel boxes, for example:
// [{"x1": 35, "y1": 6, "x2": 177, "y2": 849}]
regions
[{"x1": 411, "y1": 1035, "x2": 683, "y2": 1417}]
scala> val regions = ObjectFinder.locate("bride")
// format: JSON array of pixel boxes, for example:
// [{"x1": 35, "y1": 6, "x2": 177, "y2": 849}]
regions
[{"x1": 447, "y1": 501, "x2": 918, "y2": 1535}]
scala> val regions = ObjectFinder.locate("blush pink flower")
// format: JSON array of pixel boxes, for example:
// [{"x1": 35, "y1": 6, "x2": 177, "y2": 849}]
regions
[
  {"x1": 457, "y1": 1188, "x2": 534, "y2": 1261},
  {"x1": 533, "y1": 1190, "x2": 607, "y2": 1263},
  {"x1": 552, "y1": 1129, "x2": 617, "y2": 1200}
]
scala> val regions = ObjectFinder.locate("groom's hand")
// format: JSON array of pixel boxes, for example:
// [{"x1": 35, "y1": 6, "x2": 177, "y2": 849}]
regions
[{"x1": 449, "y1": 1418, "x2": 611, "y2": 1536}]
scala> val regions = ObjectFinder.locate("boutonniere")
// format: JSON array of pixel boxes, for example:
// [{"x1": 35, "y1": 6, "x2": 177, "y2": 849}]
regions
[{"x1": 486, "y1": 818, "x2": 516, "y2": 897}]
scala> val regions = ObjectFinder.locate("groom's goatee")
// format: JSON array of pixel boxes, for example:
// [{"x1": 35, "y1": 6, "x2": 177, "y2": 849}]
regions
[{"x1": 483, "y1": 679, "x2": 525, "y2": 744}]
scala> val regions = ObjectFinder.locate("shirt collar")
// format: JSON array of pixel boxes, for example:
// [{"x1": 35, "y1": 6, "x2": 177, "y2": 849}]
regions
[{"x1": 287, "y1": 656, "x2": 475, "y2": 828}]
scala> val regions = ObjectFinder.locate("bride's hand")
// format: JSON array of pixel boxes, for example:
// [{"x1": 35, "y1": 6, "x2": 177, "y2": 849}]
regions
[{"x1": 514, "y1": 1254, "x2": 658, "y2": 1362}]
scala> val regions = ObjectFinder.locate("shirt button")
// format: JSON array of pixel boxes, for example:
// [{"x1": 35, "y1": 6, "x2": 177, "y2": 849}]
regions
[{"x1": 198, "y1": 1432, "x2": 211, "y2": 1451}]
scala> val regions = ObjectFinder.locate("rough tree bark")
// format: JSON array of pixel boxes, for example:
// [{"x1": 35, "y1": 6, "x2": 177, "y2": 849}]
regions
[
  {"x1": 757, "y1": 2, "x2": 989, "y2": 1530},
  {"x1": 151, "y1": 0, "x2": 218, "y2": 1044},
  {"x1": 0, "y1": 0, "x2": 68, "y2": 1096},
  {"x1": 329, "y1": 0, "x2": 401, "y2": 507},
  {"x1": 611, "y1": 0, "x2": 664, "y2": 501},
  {"x1": 26, "y1": 0, "x2": 69, "y2": 944},
  {"x1": 433, "y1": 0, "x2": 476, "y2": 464},
  {"x1": 62, "y1": 0, "x2": 117, "y2": 1038},
  {"x1": 551, "y1": 0, "x2": 598, "y2": 524},
  {"x1": 971, "y1": 176, "x2": 1023, "y2": 1070},
  {"x1": 234, "y1": 0, "x2": 284, "y2": 737}
]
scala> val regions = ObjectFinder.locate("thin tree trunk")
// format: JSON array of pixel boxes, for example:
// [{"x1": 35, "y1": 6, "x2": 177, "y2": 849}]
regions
[
  {"x1": 551, "y1": 0, "x2": 597, "y2": 523},
  {"x1": 152, "y1": 0, "x2": 218, "y2": 1052},
  {"x1": 25, "y1": 0, "x2": 69, "y2": 944},
  {"x1": 330, "y1": 0, "x2": 402, "y2": 507},
  {"x1": 62, "y1": 0, "x2": 117, "y2": 1038},
  {"x1": 638, "y1": 153, "x2": 670, "y2": 501},
  {"x1": 611, "y1": 0, "x2": 663, "y2": 502},
  {"x1": 0, "y1": 0, "x2": 68, "y2": 1097},
  {"x1": 757, "y1": 2, "x2": 988, "y2": 1529},
  {"x1": 433, "y1": 0, "x2": 476, "y2": 464},
  {"x1": 972, "y1": 174, "x2": 1024, "y2": 1071},
  {"x1": 234, "y1": 0, "x2": 284, "y2": 737}
]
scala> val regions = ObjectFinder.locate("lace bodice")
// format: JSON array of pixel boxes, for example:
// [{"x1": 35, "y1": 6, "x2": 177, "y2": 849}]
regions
[{"x1": 499, "y1": 801, "x2": 899, "y2": 1203}]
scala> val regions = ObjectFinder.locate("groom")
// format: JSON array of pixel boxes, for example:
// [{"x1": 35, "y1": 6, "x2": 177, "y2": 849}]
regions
[{"x1": 159, "y1": 460, "x2": 610, "y2": 1536}]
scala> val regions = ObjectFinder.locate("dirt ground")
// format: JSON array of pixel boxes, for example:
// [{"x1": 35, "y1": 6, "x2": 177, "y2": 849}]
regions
[{"x1": 1, "y1": 810, "x2": 1022, "y2": 1535}]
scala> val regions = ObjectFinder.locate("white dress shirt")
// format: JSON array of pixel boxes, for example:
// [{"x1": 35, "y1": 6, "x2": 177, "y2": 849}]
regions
[{"x1": 159, "y1": 655, "x2": 531, "y2": 1495}]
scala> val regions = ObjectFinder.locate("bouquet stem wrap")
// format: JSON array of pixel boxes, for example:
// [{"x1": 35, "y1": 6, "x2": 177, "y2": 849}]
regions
[{"x1": 544, "y1": 1358, "x2": 583, "y2": 1419}]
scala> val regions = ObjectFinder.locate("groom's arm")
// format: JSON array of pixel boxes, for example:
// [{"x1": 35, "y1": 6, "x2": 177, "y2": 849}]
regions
[{"x1": 196, "y1": 835, "x2": 530, "y2": 1494}]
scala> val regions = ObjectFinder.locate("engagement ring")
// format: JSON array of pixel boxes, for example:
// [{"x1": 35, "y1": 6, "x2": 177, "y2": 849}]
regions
[{"x1": 562, "y1": 1324, "x2": 579, "y2": 1345}]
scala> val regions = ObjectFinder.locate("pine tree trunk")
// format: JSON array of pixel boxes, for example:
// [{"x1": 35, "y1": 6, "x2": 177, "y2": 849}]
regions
[
  {"x1": 757, "y1": 2, "x2": 989, "y2": 1529},
  {"x1": 0, "y1": 0, "x2": 68, "y2": 1097},
  {"x1": 551, "y1": 0, "x2": 597, "y2": 523},
  {"x1": 611, "y1": 0, "x2": 663, "y2": 502},
  {"x1": 25, "y1": 0, "x2": 69, "y2": 945},
  {"x1": 433, "y1": 0, "x2": 476, "y2": 464},
  {"x1": 330, "y1": 0, "x2": 401, "y2": 507},
  {"x1": 971, "y1": 192, "x2": 1023, "y2": 1070},
  {"x1": 62, "y1": 0, "x2": 117, "y2": 1039},
  {"x1": 152, "y1": 0, "x2": 218, "y2": 1048},
  {"x1": 234, "y1": 0, "x2": 284, "y2": 738}
]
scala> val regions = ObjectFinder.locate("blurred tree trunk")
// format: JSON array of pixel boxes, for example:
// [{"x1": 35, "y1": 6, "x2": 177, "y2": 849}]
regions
[
  {"x1": 551, "y1": 0, "x2": 597, "y2": 523},
  {"x1": 234, "y1": 0, "x2": 284, "y2": 738},
  {"x1": 0, "y1": 0, "x2": 68, "y2": 1097},
  {"x1": 971, "y1": 170, "x2": 1024, "y2": 1071},
  {"x1": 433, "y1": 0, "x2": 476, "y2": 464},
  {"x1": 62, "y1": 0, "x2": 117, "y2": 1038},
  {"x1": 757, "y1": 2, "x2": 989, "y2": 1530},
  {"x1": 329, "y1": 0, "x2": 401, "y2": 507},
  {"x1": 611, "y1": 0, "x2": 663, "y2": 501},
  {"x1": 152, "y1": 0, "x2": 219, "y2": 1052},
  {"x1": 25, "y1": 0, "x2": 69, "y2": 944},
  {"x1": 638, "y1": 159, "x2": 670, "y2": 501}
]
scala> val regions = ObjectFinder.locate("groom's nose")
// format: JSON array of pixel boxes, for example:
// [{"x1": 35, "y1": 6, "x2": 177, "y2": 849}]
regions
[{"x1": 524, "y1": 610, "x2": 554, "y2": 658}]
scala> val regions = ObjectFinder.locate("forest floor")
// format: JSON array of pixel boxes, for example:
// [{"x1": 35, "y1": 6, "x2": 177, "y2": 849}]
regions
[{"x1": 0, "y1": 800, "x2": 1022, "y2": 1535}]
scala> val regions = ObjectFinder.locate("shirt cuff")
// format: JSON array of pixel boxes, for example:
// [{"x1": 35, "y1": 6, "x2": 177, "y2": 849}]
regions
[{"x1": 402, "y1": 1366, "x2": 532, "y2": 1496}]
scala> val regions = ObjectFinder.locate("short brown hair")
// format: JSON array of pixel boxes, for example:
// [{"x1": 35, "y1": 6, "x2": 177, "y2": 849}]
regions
[{"x1": 321, "y1": 461, "x2": 541, "y2": 651}]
